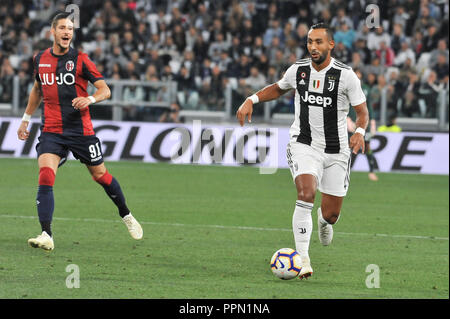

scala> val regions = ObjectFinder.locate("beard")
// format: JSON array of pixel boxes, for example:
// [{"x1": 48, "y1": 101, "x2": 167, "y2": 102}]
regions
[{"x1": 311, "y1": 50, "x2": 328, "y2": 65}]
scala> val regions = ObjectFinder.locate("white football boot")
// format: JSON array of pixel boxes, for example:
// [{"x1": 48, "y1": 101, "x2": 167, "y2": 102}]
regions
[
  {"x1": 122, "y1": 213, "x2": 143, "y2": 240},
  {"x1": 299, "y1": 256, "x2": 313, "y2": 279},
  {"x1": 317, "y1": 209, "x2": 334, "y2": 246},
  {"x1": 28, "y1": 231, "x2": 54, "y2": 251}
]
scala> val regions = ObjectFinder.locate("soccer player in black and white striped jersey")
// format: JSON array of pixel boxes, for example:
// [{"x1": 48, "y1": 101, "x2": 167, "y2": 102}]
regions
[{"x1": 236, "y1": 23, "x2": 369, "y2": 279}]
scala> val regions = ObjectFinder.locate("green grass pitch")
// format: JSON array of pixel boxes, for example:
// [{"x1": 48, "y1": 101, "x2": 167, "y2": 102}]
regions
[{"x1": 0, "y1": 158, "x2": 448, "y2": 299}]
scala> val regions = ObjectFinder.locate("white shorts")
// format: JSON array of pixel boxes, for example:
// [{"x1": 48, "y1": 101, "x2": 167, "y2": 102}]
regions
[{"x1": 286, "y1": 141, "x2": 352, "y2": 197}]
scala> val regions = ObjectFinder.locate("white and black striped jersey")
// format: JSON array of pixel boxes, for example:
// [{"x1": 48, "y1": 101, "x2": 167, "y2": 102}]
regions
[{"x1": 277, "y1": 58, "x2": 366, "y2": 154}]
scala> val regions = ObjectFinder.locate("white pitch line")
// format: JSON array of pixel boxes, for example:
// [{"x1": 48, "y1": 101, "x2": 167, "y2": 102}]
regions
[{"x1": 0, "y1": 214, "x2": 448, "y2": 241}]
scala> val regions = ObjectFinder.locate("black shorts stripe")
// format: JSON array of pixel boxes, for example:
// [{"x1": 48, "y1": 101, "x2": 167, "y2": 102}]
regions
[{"x1": 344, "y1": 154, "x2": 351, "y2": 188}]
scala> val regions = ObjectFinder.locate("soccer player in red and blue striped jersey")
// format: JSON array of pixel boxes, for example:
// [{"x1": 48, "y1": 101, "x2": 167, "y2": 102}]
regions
[{"x1": 17, "y1": 13, "x2": 143, "y2": 250}]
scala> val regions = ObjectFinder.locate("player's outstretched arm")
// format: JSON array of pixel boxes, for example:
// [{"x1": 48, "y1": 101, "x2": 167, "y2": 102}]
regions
[
  {"x1": 349, "y1": 102, "x2": 369, "y2": 154},
  {"x1": 17, "y1": 80, "x2": 43, "y2": 140},
  {"x1": 236, "y1": 83, "x2": 290, "y2": 126},
  {"x1": 72, "y1": 80, "x2": 111, "y2": 110}
]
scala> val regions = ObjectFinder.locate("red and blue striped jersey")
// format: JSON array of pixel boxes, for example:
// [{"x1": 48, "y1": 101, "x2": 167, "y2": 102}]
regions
[{"x1": 33, "y1": 47, "x2": 104, "y2": 136}]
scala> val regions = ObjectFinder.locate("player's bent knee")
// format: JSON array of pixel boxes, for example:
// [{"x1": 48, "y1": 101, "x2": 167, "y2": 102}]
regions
[
  {"x1": 93, "y1": 170, "x2": 113, "y2": 186},
  {"x1": 297, "y1": 189, "x2": 316, "y2": 203},
  {"x1": 39, "y1": 167, "x2": 55, "y2": 186}
]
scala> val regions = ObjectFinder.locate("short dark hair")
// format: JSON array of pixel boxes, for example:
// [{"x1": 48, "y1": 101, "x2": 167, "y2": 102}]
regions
[
  {"x1": 51, "y1": 12, "x2": 73, "y2": 29},
  {"x1": 310, "y1": 22, "x2": 334, "y2": 40}
]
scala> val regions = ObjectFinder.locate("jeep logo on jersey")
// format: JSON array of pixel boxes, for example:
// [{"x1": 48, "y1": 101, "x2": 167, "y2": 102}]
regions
[
  {"x1": 66, "y1": 60, "x2": 74, "y2": 71},
  {"x1": 301, "y1": 91, "x2": 333, "y2": 107},
  {"x1": 39, "y1": 73, "x2": 75, "y2": 86}
]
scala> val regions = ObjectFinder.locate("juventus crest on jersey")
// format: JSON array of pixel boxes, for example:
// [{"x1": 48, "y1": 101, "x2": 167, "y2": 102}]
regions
[{"x1": 278, "y1": 58, "x2": 366, "y2": 154}]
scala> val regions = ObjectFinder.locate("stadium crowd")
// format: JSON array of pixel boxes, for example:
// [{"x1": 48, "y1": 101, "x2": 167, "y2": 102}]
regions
[{"x1": 0, "y1": 0, "x2": 448, "y2": 122}]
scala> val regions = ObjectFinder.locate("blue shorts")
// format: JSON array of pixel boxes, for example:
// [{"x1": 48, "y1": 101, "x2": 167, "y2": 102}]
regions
[{"x1": 36, "y1": 132, "x2": 104, "y2": 167}]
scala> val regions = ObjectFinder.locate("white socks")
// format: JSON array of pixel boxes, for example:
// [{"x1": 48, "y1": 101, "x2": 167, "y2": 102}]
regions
[
  {"x1": 292, "y1": 200, "x2": 313, "y2": 262},
  {"x1": 318, "y1": 207, "x2": 328, "y2": 226}
]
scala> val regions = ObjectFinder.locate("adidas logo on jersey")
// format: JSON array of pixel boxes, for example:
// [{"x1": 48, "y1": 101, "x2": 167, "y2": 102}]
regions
[{"x1": 301, "y1": 91, "x2": 333, "y2": 108}]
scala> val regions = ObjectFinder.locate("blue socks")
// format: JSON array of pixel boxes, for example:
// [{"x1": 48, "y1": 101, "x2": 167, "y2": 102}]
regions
[{"x1": 36, "y1": 185, "x2": 54, "y2": 236}]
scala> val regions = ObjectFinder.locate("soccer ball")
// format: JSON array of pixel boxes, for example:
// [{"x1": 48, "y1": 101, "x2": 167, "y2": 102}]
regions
[{"x1": 270, "y1": 248, "x2": 302, "y2": 280}]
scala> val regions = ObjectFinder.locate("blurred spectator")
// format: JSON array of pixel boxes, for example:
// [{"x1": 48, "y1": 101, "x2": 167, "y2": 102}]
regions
[
  {"x1": 199, "y1": 65, "x2": 225, "y2": 111},
  {"x1": 320, "y1": 8, "x2": 332, "y2": 26},
  {"x1": 378, "y1": 115, "x2": 402, "y2": 132},
  {"x1": 197, "y1": 57, "x2": 212, "y2": 82},
  {"x1": 208, "y1": 33, "x2": 229, "y2": 63},
  {"x1": 193, "y1": 3, "x2": 212, "y2": 30},
  {"x1": 123, "y1": 74, "x2": 145, "y2": 121},
  {"x1": 333, "y1": 42, "x2": 351, "y2": 64},
  {"x1": 185, "y1": 26, "x2": 198, "y2": 51},
  {"x1": 330, "y1": 8, "x2": 353, "y2": 30},
  {"x1": 353, "y1": 38, "x2": 372, "y2": 65},
  {"x1": 33, "y1": 0, "x2": 54, "y2": 23},
  {"x1": 267, "y1": 36, "x2": 282, "y2": 62},
  {"x1": 176, "y1": 65, "x2": 199, "y2": 110},
  {"x1": 217, "y1": 51, "x2": 232, "y2": 73},
  {"x1": 122, "y1": 31, "x2": 138, "y2": 59},
  {"x1": 334, "y1": 21, "x2": 356, "y2": 50},
  {"x1": 419, "y1": 70, "x2": 441, "y2": 117},
  {"x1": 367, "y1": 26, "x2": 391, "y2": 51},
  {"x1": 422, "y1": 23, "x2": 440, "y2": 53},
  {"x1": 129, "y1": 51, "x2": 146, "y2": 76},
  {"x1": 365, "y1": 57, "x2": 386, "y2": 77},
  {"x1": 263, "y1": 19, "x2": 283, "y2": 48},
  {"x1": 105, "y1": 14, "x2": 122, "y2": 35},
  {"x1": 367, "y1": 74, "x2": 388, "y2": 121},
  {"x1": 117, "y1": 0, "x2": 136, "y2": 26},
  {"x1": 413, "y1": 5, "x2": 434, "y2": 34},
  {"x1": 392, "y1": 6, "x2": 410, "y2": 31},
  {"x1": 0, "y1": 57, "x2": 14, "y2": 102},
  {"x1": 180, "y1": 50, "x2": 197, "y2": 77},
  {"x1": 17, "y1": 30, "x2": 33, "y2": 58},
  {"x1": 251, "y1": 36, "x2": 265, "y2": 60},
  {"x1": 87, "y1": 16, "x2": 106, "y2": 39},
  {"x1": 400, "y1": 90, "x2": 421, "y2": 117},
  {"x1": 172, "y1": 23, "x2": 186, "y2": 53},
  {"x1": 159, "y1": 36, "x2": 180, "y2": 63},
  {"x1": 375, "y1": 41, "x2": 395, "y2": 67},
  {"x1": 106, "y1": 46, "x2": 128, "y2": 72},
  {"x1": 390, "y1": 23, "x2": 406, "y2": 54},
  {"x1": 240, "y1": 66, "x2": 267, "y2": 92},
  {"x1": 227, "y1": 54, "x2": 251, "y2": 79},
  {"x1": 350, "y1": 52, "x2": 365, "y2": 74},
  {"x1": 227, "y1": 1, "x2": 245, "y2": 36},
  {"x1": 432, "y1": 54, "x2": 449, "y2": 85},
  {"x1": 284, "y1": 37, "x2": 304, "y2": 61},
  {"x1": 135, "y1": 22, "x2": 150, "y2": 47},
  {"x1": 429, "y1": 39, "x2": 449, "y2": 67},
  {"x1": 394, "y1": 40, "x2": 416, "y2": 67},
  {"x1": 159, "y1": 102, "x2": 184, "y2": 123},
  {"x1": 161, "y1": 65, "x2": 175, "y2": 82},
  {"x1": 294, "y1": 23, "x2": 309, "y2": 48},
  {"x1": 192, "y1": 34, "x2": 209, "y2": 63}
]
